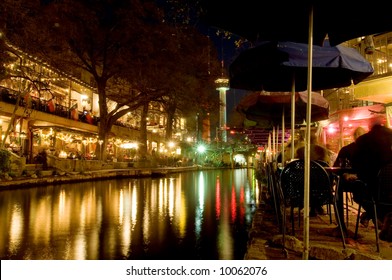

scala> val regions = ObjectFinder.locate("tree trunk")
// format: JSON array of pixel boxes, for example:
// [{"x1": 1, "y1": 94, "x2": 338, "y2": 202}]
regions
[
  {"x1": 165, "y1": 104, "x2": 176, "y2": 141},
  {"x1": 96, "y1": 80, "x2": 109, "y2": 161},
  {"x1": 139, "y1": 102, "x2": 149, "y2": 158}
]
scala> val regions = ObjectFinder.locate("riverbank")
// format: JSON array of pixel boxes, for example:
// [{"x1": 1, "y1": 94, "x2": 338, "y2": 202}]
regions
[{"x1": 0, "y1": 165, "x2": 201, "y2": 190}]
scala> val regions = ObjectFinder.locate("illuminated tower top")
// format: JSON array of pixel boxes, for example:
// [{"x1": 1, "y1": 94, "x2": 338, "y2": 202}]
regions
[{"x1": 215, "y1": 78, "x2": 229, "y2": 91}]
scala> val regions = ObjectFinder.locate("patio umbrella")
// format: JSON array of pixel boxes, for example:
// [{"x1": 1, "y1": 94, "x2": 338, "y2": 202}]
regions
[
  {"x1": 230, "y1": 41, "x2": 374, "y2": 92},
  {"x1": 237, "y1": 91, "x2": 330, "y2": 128},
  {"x1": 200, "y1": 1, "x2": 391, "y2": 259},
  {"x1": 231, "y1": 41, "x2": 372, "y2": 160},
  {"x1": 237, "y1": 91, "x2": 329, "y2": 163}
]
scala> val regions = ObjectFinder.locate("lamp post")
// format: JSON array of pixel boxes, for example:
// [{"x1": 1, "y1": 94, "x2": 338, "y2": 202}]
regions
[{"x1": 0, "y1": 119, "x2": 2, "y2": 147}]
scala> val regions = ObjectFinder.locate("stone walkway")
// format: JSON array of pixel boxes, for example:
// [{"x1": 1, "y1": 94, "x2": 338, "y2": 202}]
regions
[{"x1": 244, "y1": 190, "x2": 392, "y2": 260}]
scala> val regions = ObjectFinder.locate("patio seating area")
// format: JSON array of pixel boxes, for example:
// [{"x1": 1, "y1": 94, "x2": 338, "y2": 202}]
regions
[{"x1": 245, "y1": 181, "x2": 392, "y2": 260}]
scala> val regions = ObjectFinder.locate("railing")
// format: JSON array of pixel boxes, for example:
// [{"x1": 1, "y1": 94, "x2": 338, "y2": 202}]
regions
[{"x1": 1, "y1": 86, "x2": 103, "y2": 127}]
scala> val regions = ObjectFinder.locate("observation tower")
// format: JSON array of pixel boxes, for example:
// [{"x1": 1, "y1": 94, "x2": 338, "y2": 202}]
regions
[{"x1": 215, "y1": 77, "x2": 230, "y2": 142}]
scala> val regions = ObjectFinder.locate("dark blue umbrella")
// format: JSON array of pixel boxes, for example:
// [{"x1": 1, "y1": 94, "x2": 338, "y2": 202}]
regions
[{"x1": 230, "y1": 41, "x2": 374, "y2": 92}]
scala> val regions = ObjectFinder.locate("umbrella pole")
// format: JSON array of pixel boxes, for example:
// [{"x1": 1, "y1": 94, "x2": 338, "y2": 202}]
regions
[
  {"x1": 272, "y1": 126, "x2": 275, "y2": 160},
  {"x1": 291, "y1": 76, "x2": 296, "y2": 160},
  {"x1": 281, "y1": 108, "x2": 285, "y2": 166},
  {"x1": 303, "y1": 4, "x2": 314, "y2": 261},
  {"x1": 276, "y1": 125, "x2": 279, "y2": 161},
  {"x1": 268, "y1": 133, "x2": 272, "y2": 162}
]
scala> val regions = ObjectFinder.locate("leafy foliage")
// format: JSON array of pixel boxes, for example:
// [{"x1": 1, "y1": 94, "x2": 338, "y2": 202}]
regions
[
  {"x1": 0, "y1": 149, "x2": 11, "y2": 173},
  {"x1": 1, "y1": 0, "x2": 222, "y2": 158}
]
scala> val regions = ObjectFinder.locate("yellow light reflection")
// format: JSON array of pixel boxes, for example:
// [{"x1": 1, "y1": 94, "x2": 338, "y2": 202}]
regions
[
  {"x1": 119, "y1": 189, "x2": 124, "y2": 225},
  {"x1": 217, "y1": 219, "x2": 233, "y2": 259},
  {"x1": 31, "y1": 197, "x2": 51, "y2": 246},
  {"x1": 120, "y1": 185, "x2": 131, "y2": 257},
  {"x1": 158, "y1": 179, "x2": 164, "y2": 217},
  {"x1": 131, "y1": 186, "x2": 138, "y2": 228},
  {"x1": 175, "y1": 178, "x2": 186, "y2": 238},
  {"x1": 142, "y1": 180, "x2": 151, "y2": 244},
  {"x1": 195, "y1": 172, "x2": 205, "y2": 237},
  {"x1": 9, "y1": 204, "x2": 23, "y2": 254},
  {"x1": 168, "y1": 178, "x2": 175, "y2": 219}
]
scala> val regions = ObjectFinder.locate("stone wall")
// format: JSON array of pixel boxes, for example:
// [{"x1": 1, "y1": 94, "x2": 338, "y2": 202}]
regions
[
  {"x1": 47, "y1": 155, "x2": 115, "y2": 172},
  {"x1": 9, "y1": 152, "x2": 26, "y2": 177}
]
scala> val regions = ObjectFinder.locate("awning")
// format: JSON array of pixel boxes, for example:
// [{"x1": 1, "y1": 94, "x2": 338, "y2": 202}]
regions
[{"x1": 353, "y1": 75, "x2": 392, "y2": 103}]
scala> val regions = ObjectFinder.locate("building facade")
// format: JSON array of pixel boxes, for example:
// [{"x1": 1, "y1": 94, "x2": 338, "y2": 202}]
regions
[
  {"x1": 0, "y1": 42, "x2": 188, "y2": 169},
  {"x1": 320, "y1": 32, "x2": 392, "y2": 152}
]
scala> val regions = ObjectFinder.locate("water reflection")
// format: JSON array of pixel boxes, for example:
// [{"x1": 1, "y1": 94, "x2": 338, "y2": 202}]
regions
[{"x1": 0, "y1": 168, "x2": 259, "y2": 260}]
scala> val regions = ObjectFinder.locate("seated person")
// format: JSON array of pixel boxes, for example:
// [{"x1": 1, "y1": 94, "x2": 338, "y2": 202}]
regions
[
  {"x1": 276, "y1": 138, "x2": 302, "y2": 164},
  {"x1": 333, "y1": 127, "x2": 366, "y2": 205},
  {"x1": 295, "y1": 134, "x2": 332, "y2": 166},
  {"x1": 334, "y1": 127, "x2": 366, "y2": 168},
  {"x1": 295, "y1": 134, "x2": 333, "y2": 216},
  {"x1": 351, "y1": 119, "x2": 392, "y2": 227}
]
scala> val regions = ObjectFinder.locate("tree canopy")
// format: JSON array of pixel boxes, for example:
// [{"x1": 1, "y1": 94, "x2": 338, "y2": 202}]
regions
[{"x1": 1, "y1": 0, "x2": 222, "y2": 158}]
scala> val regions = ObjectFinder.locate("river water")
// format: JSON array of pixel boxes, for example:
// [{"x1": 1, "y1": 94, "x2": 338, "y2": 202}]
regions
[{"x1": 0, "y1": 168, "x2": 260, "y2": 260}]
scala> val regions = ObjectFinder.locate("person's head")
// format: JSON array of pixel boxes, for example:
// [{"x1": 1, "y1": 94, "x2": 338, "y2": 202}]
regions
[
  {"x1": 369, "y1": 116, "x2": 385, "y2": 130},
  {"x1": 310, "y1": 133, "x2": 318, "y2": 144},
  {"x1": 353, "y1": 126, "x2": 366, "y2": 141}
]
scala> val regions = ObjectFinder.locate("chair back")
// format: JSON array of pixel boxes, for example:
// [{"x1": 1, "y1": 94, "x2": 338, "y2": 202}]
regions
[
  {"x1": 376, "y1": 163, "x2": 392, "y2": 205},
  {"x1": 280, "y1": 159, "x2": 332, "y2": 208},
  {"x1": 280, "y1": 160, "x2": 304, "y2": 208}
]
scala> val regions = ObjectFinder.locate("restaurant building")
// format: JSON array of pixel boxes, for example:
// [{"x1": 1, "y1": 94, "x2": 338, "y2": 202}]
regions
[
  {"x1": 0, "y1": 42, "x2": 188, "y2": 171},
  {"x1": 320, "y1": 32, "x2": 392, "y2": 152}
]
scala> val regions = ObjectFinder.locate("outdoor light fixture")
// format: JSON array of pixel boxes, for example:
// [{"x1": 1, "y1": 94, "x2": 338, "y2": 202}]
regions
[
  {"x1": 168, "y1": 141, "x2": 175, "y2": 148},
  {"x1": 81, "y1": 95, "x2": 89, "y2": 106},
  {"x1": 121, "y1": 142, "x2": 138, "y2": 149},
  {"x1": 197, "y1": 144, "x2": 206, "y2": 154},
  {"x1": 59, "y1": 151, "x2": 67, "y2": 159}
]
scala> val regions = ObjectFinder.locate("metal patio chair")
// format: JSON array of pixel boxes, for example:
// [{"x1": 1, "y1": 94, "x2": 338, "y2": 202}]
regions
[
  {"x1": 354, "y1": 162, "x2": 392, "y2": 252},
  {"x1": 280, "y1": 159, "x2": 346, "y2": 251}
]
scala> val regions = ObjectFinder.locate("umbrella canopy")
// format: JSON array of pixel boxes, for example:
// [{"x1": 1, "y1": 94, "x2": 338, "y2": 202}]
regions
[
  {"x1": 230, "y1": 41, "x2": 374, "y2": 92},
  {"x1": 237, "y1": 91, "x2": 329, "y2": 129},
  {"x1": 245, "y1": 127, "x2": 290, "y2": 146},
  {"x1": 200, "y1": 1, "x2": 392, "y2": 46}
]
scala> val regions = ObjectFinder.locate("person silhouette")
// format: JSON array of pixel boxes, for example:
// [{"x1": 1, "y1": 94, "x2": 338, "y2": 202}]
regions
[
  {"x1": 333, "y1": 126, "x2": 366, "y2": 231},
  {"x1": 351, "y1": 118, "x2": 392, "y2": 227}
]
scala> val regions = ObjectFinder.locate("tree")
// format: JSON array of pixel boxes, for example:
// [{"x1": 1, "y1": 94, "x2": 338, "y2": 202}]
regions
[
  {"x1": 158, "y1": 29, "x2": 221, "y2": 141},
  {"x1": 150, "y1": 1, "x2": 222, "y2": 142},
  {"x1": 2, "y1": 0, "x2": 176, "y2": 160},
  {"x1": 2, "y1": 0, "x2": 222, "y2": 160},
  {"x1": 0, "y1": 33, "x2": 11, "y2": 81},
  {"x1": 0, "y1": 33, "x2": 57, "y2": 149}
]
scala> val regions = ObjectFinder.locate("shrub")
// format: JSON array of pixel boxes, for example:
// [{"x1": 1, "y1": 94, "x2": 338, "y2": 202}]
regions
[{"x1": 0, "y1": 149, "x2": 11, "y2": 173}]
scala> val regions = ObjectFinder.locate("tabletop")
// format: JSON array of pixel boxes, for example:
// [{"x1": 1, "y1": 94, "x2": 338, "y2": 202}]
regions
[{"x1": 324, "y1": 167, "x2": 356, "y2": 174}]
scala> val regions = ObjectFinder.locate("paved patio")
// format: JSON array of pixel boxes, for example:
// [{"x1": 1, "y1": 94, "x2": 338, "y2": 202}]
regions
[{"x1": 245, "y1": 187, "x2": 392, "y2": 260}]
